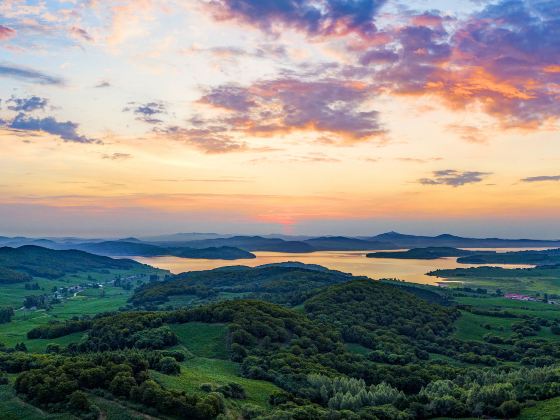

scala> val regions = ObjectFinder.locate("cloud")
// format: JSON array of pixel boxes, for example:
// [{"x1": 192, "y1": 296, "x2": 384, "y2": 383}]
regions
[
  {"x1": 95, "y1": 80, "x2": 111, "y2": 88},
  {"x1": 397, "y1": 157, "x2": 442, "y2": 164},
  {"x1": 0, "y1": 63, "x2": 64, "y2": 85},
  {"x1": 70, "y1": 26, "x2": 93, "y2": 42},
  {"x1": 419, "y1": 170, "x2": 491, "y2": 187},
  {"x1": 154, "y1": 76, "x2": 383, "y2": 154},
  {"x1": 124, "y1": 101, "x2": 166, "y2": 124},
  {"x1": 348, "y1": 0, "x2": 560, "y2": 127},
  {"x1": 199, "y1": 77, "x2": 384, "y2": 140},
  {"x1": 184, "y1": 44, "x2": 287, "y2": 61},
  {"x1": 360, "y1": 23, "x2": 452, "y2": 94},
  {"x1": 359, "y1": 48, "x2": 399, "y2": 65},
  {"x1": 153, "y1": 177, "x2": 250, "y2": 183},
  {"x1": 200, "y1": 85, "x2": 256, "y2": 112},
  {"x1": 249, "y1": 153, "x2": 341, "y2": 164},
  {"x1": 446, "y1": 124, "x2": 488, "y2": 144},
  {"x1": 102, "y1": 153, "x2": 132, "y2": 160},
  {"x1": 521, "y1": 175, "x2": 560, "y2": 183},
  {"x1": 155, "y1": 126, "x2": 248, "y2": 154},
  {"x1": 0, "y1": 25, "x2": 16, "y2": 41},
  {"x1": 8, "y1": 113, "x2": 96, "y2": 143},
  {"x1": 6, "y1": 96, "x2": 48, "y2": 112},
  {"x1": 438, "y1": 0, "x2": 560, "y2": 125},
  {"x1": 207, "y1": 0, "x2": 387, "y2": 38}
]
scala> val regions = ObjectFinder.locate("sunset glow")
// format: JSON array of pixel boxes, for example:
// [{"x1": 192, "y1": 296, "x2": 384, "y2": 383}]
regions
[{"x1": 1, "y1": 0, "x2": 559, "y2": 237}]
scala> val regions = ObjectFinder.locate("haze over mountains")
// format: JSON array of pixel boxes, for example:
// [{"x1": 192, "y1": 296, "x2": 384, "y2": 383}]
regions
[{"x1": 1, "y1": 232, "x2": 560, "y2": 260}]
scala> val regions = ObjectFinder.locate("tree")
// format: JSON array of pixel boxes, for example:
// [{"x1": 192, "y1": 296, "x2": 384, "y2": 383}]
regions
[
  {"x1": 158, "y1": 357, "x2": 180, "y2": 375},
  {"x1": 67, "y1": 391, "x2": 91, "y2": 413},
  {"x1": 46, "y1": 343, "x2": 61, "y2": 354},
  {"x1": 110, "y1": 372, "x2": 137, "y2": 397},
  {"x1": 15, "y1": 342, "x2": 28, "y2": 352},
  {"x1": 499, "y1": 400, "x2": 521, "y2": 418},
  {"x1": 0, "y1": 307, "x2": 14, "y2": 324}
]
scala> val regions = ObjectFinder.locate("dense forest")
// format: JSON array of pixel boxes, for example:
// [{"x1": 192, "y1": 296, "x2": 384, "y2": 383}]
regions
[
  {"x1": 130, "y1": 264, "x2": 354, "y2": 307},
  {"x1": 0, "y1": 246, "x2": 145, "y2": 279}
]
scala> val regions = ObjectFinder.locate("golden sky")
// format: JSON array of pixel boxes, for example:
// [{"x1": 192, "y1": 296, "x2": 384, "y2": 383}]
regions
[{"x1": 1, "y1": 0, "x2": 559, "y2": 237}]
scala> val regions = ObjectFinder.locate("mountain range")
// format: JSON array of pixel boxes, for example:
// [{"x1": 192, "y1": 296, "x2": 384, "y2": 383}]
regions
[{"x1": 1, "y1": 231, "x2": 559, "y2": 259}]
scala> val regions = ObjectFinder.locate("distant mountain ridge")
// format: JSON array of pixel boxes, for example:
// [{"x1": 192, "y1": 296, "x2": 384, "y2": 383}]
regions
[
  {"x1": 1, "y1": 232, "x2": 559, "y2": 260},
  {"x1": 365, "y1": 231, "x2": 560, "y2": 248}
]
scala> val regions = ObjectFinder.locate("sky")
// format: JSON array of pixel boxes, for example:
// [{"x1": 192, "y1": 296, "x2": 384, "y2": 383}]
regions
[{"x1": 0, "y1": 0, "x2": 559, "y2": 238}]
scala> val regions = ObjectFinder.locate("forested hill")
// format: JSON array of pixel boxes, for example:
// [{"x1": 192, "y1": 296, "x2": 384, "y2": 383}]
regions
[
  {"x1": 367, "y1": 247, "x2": 484, "y2": 260},
  {"x1": 305, "y1": 280, "x2": 458, "y2": 361},
  {"x1": 457, "y1": 248, "x2": 560, "y2": 265},
  {"x1": 0, "y1": 245, "x2": 144, "y2": 279},
  {"x1": 130, "y1": 263, "x2": 354, "y2": 307},
  {"x1": 15, "y1": 278, "x2": 560, "y2": 419}
]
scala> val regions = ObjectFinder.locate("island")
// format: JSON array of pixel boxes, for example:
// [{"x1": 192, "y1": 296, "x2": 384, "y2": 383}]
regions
[{"x1": 366, "y1": 247, "x2": 492, "y2": 260}]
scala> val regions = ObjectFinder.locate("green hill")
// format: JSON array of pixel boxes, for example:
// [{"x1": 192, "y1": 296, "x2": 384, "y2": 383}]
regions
[
  {"x1": 130, "y1": 263, "x2": 353, "y2": 307},
  {"x1": 0, "y1": 245, "x2": 144, "y2": 279},
  {"x1": 367, "y1": 246, "x2": 485, "y2": 260}
]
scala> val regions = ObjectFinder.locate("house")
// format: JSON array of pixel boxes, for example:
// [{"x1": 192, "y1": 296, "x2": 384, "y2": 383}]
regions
[{"x1": 504, "y1": 293, "x2": 537, "y2": 302}]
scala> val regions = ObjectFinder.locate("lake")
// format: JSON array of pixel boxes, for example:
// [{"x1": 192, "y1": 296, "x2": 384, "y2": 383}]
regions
[{"x1": 132, "y1": 248, "x2": 540, "y2": 285}]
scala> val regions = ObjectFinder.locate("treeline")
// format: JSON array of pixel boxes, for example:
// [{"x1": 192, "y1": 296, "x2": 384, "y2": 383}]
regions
[
  {"x1": 0, "y1": 266, "x2": 32, "y2": 284},
  {"x1": 27, "y1": 319, "x2": 92, "y2": 339}
]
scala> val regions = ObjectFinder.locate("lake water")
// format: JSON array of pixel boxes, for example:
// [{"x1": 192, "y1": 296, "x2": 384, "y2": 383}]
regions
[{"x1": 132, "y1": 248, "x2": 541, "y2": 285}]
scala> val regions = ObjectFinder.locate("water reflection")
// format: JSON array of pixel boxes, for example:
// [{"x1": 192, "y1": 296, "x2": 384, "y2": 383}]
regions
[{"x1": 133, "y1": 248, "x2": 539, "y2": 285}]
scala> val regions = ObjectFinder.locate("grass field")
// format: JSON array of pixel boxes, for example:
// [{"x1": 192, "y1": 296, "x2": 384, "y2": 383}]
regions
[
  {"x1": 442, "y1": 273, "x2": 560, "y2": 295},
  {"x1": 153, "y1": 357, "x2": 280, "y2": 407},
  {"x1": 0, "y1": 266, "x2": 164, "y2": 351},
  {"x1": 170, "y1": 323, "x2": 229, "y2": 359},
  {"x1": 453, "y1": 309, "x2": 560, "y2": 343},
  {"x1": 0, "y1": 285, "x2": 130, "y2": 350},
  {"x1": 345, "y1": 342, "x2": 371, "y2": 355},
  {"x1": 519, "y1": 397, "x2": 560, "y2": 419},
  {"x1": 453, "y1": 311, "x2": 514, "y2": 341},
  {"x1": 155, "y1": 321, "x2": 280, "y2": 408},
  {"x1": 0, "y1": 383, "x2": 75, "y2": 420},
  {"x1": 455, "y1": 296, "x2": 560, "y2": 320},
  {"x1": 91, "y1": 396, "x2": 154, "y2": 420}
]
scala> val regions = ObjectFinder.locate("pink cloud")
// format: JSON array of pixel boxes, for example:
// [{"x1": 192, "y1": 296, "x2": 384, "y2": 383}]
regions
[{"x1": 0, "y1": 25, "x2": 16, "y2": 41}]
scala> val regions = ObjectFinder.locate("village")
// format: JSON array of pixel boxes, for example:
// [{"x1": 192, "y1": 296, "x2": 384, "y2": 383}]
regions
[{"x1": 20, "y1": 273, "x2": 149, "y2": 311}]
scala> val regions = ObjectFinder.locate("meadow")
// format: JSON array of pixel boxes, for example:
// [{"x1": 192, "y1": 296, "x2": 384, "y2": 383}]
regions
[{"x1": 155, "y1": 322, "x2": 281, "y2": 409}]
